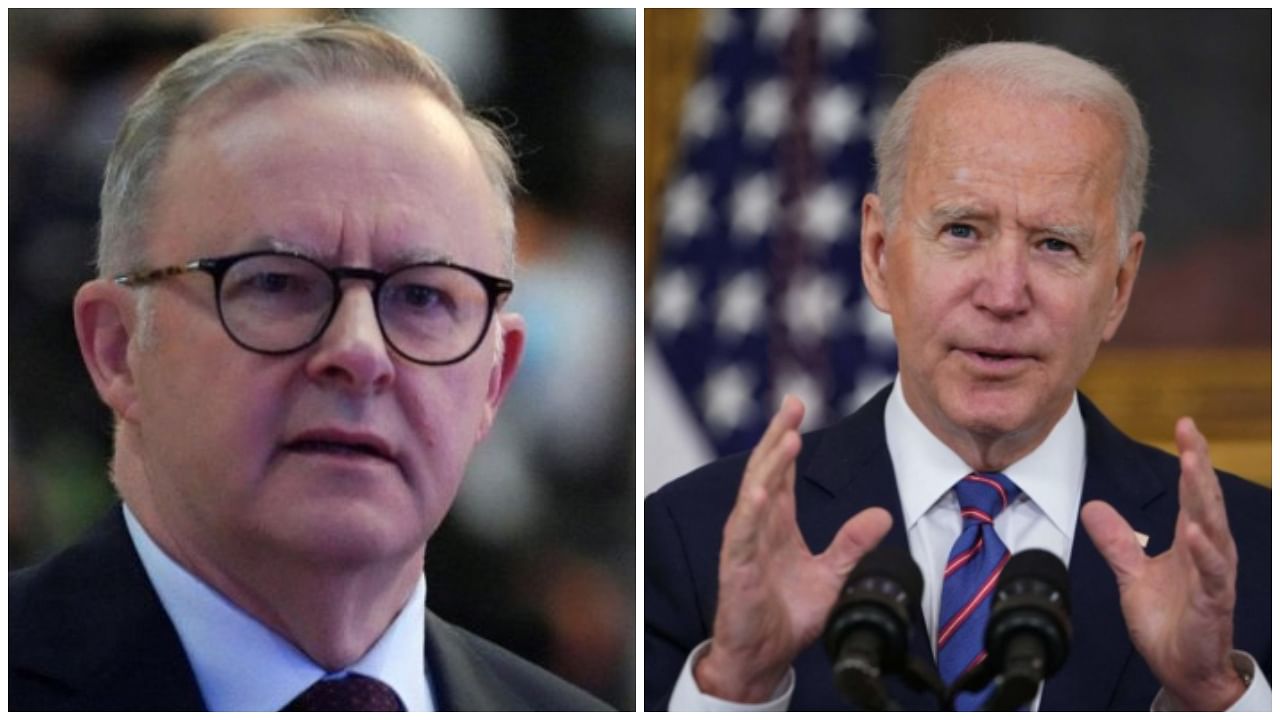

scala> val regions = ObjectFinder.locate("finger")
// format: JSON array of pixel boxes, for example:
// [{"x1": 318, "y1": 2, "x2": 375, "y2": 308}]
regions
[
  {"x1": 722, "y1": 485, "x2": 769, "y2": 564},
  {"x1": 735, "y1": 399, "x2": 800, "y2": 504},
  {"x1": 1174, "y1": 417, "x2": 1231, "y2": 547},
  {"x1": 745, "y1": 394, "x2": 806, "y2": 474},
  {"x1": 746, "y1": 427, "x2": 801, "y2": 500},
  {"x1": 725, "y1": 430, "x2": 801, "y2": 548},
  {"x1": 1185, "y1": 521, "x2": 1234, "y2": 601},
  {"x1": 725, "y1": 398, "x2": 806, "y2": 555},
  {"x1": 1081, "y1": 500, "x2": 1146, "y2": 587},
  {"x1": 819, "y1": 507, "x2": 893, "y2": 576}
]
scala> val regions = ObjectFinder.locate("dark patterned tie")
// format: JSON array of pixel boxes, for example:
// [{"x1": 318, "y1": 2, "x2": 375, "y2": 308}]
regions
[
  {"x1": 281, "y1": 673, "x2": 405, "y2": 712},
  {"x1": 937, "y1": 471, "x2": 1021, "y2": 711}
]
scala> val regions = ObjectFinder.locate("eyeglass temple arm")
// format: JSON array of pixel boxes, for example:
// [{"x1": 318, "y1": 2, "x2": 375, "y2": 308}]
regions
[{"x1": 114, "y1": 260, "x2": 205, "y2": 287}]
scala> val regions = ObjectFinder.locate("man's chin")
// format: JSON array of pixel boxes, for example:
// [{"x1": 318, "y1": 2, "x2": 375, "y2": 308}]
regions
[
  {"x1": 942, "y1": 384, "x2": 1043, "y2": 439},
  {"x1": 262, "y1": 500, "x2": 428, "y2": 567}
]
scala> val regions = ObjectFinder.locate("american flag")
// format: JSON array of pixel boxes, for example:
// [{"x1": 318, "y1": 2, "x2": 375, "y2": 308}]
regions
[{"x1": 646, "y1": 9, "x2": 898, "y2": 491}]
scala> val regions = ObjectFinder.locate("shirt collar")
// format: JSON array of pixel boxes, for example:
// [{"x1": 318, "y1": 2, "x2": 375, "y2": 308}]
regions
[
  {"x1": 123, "y1": 506, "x2": 431, "y2": 711},
  {"x1": 885, "y1": 377, "x2": 1084, "y2": 538}
]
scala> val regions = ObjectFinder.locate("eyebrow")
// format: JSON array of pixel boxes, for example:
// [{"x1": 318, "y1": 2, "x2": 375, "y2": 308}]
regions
[
  {"x1": 923, "y1": 206, "x2": 1093, "y2": 245},
  {"x1": 926, "y1": 202, "x2": 994, "y2": 226},
  {"x1": 1035, "y1": 223, "x2": 1093, "y2": 246},
  {"x1": 246, "y1": 236, "x2": 456, "y2": 267}
]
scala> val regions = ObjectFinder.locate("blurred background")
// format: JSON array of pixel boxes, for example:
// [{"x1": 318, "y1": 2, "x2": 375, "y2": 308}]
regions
[
  {"x1": 9, "y1": 8, "x2": 635, "y2": 709},
  {"x1": 644, "y1": 9, "x2": 1270, "y2": 494}
]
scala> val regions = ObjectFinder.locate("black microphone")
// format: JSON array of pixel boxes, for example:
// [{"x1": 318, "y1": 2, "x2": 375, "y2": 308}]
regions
[
  {"x1": 823, "y1": 544, "x2": 925, "y2": 710},
  {"x1": 962, "y1": 548, "x2": 1072, "y2": 711}
]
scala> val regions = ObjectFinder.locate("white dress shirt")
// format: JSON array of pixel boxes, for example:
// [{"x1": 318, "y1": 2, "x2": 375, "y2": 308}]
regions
[
  {"x1": 669, "y1": 379, "x2": 1270, "y2": 711},
  {"x1": 123, "y1": 505, "x2": 434, "y2": 711}
]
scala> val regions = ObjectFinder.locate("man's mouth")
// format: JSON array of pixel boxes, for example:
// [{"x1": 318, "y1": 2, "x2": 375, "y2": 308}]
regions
[
  {"x1": 283, "y1": 431, "x2": 396, "y2": 463},
  {"x1": 958, "y1": 347, "x2": 1035, "y2": 370}
]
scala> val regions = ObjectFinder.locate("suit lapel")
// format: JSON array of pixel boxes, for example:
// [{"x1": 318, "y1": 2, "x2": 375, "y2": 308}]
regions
[
  {"x1": 11, "y1": 505, "x2": 206, "y2": 710},
  {"x1": 1039, "y1": 395, "x2": 1171, "y2": 710},
  {"x1": 423, "y1": 610, "x2": 523, "y2": 711}
]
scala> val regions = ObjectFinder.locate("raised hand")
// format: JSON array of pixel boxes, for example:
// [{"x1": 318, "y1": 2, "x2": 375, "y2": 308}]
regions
[
  {"x1": 694, "y1": 395, "x2": 892, "y2": 702},
  {"x1": 1081, "y1": 417, "x2": 1245, "y2": 711}
]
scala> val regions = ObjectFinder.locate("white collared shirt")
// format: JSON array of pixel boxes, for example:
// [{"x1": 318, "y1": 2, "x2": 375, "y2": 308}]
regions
[
  {"x1": 668, "y1": 379, "x2": 1270, "y2": 711},
  {"x1": 885, "y1": 378, "x2": 1083, "y2": 655},
  {"x1": 123, "y1": 505, "x2": 434, "y2": 711}
]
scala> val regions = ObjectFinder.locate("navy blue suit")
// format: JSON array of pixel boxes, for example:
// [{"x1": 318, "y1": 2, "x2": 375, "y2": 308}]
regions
[
  {"x1": 10, "y1": 505, "x2": 611, "y2": 711},
  {"x1": 645, "y1": 386, "x2": 1270, "y2": 710}
]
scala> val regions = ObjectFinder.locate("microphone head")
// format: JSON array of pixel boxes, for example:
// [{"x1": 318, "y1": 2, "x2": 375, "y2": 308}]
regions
[
  {"x1": 824, "y1": 544, "x2": 923, "y2": 670},
  {"x1": 996, "y1": 548, "x2": 1069, "y2": 612},
  {"x1": 847, "y1": 543, "x2": 925, "y2": 609},
  {"x1": 987, "y1": 548, "x2": 1071, "y2": 678}
]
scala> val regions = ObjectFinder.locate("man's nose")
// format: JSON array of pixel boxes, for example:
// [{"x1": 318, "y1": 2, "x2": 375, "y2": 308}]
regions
[
  {"x1": 972, "y1": 237, "x2": 1032, "y2": 318},
  {"x1": 304, "y1": 286, "x2": 396, "y2": 394}
]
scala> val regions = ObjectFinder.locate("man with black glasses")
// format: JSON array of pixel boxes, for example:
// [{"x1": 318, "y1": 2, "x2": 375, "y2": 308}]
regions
[{"x1": 10, "y1": 21, "x2": 608, "y2": 711}]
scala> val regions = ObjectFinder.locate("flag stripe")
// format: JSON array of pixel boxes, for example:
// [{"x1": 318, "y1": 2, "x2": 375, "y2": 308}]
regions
[{"x1": 648, "y1": 9, "x2": 895, "y2": 466}]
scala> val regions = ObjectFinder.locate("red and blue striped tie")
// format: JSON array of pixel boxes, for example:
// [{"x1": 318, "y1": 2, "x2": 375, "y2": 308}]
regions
[{"x1": 937, "y1": 471, "x2": 1021, "y2": 711}]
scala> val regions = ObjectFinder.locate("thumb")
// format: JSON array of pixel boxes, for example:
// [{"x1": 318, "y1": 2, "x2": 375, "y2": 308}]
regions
[
  {"x1": 820, "y1": 507, "x2": 893, "y2": 576},
  {"x1": 1081, "y1": 500, "x2": 1146, "y2": 586}
]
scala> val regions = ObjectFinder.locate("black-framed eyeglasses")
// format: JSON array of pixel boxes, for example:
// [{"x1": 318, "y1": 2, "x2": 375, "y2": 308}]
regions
[{"x1": 114, "y1": 250, "x2": 514, "y2": 366}]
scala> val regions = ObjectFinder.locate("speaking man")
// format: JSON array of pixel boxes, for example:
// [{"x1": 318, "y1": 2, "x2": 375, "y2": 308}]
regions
[
  {"x1": 11, "y1": 21, "x2": 609, "y2": 711},
  {"x1": 646, "y1": 41, "x2": 1270, "y2": 711}
]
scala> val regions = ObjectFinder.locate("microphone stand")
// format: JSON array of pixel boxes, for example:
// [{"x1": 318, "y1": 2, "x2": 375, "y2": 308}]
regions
[
  {"x1": 945, "y1": 650, "x2": 1040, "y2": 712},
  {"x1": 834, "y1": 653, "x2": 947, "y2": 711}
]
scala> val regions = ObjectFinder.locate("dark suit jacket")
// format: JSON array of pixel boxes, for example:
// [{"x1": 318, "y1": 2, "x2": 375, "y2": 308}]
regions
[
  {"x1": 645, "y1": 386, "x2": 1271, "y2": 710},
  {"x1": 10, "y1": 505, "x2": 611, "y2": 711}
]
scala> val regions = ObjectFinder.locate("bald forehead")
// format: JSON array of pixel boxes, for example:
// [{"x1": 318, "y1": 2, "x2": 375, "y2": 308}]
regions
[{"x1": 907, "y1": 73, "x2": 1127, "y2": 188}]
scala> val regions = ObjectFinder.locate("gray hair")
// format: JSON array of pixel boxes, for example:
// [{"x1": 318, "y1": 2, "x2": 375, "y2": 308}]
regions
[
  {"x1": 873, "y1": 41, "x2": 1149, "y2": 255},
  {"x1": 98, "y1": 20, "x2": 518, "y2": 280}
]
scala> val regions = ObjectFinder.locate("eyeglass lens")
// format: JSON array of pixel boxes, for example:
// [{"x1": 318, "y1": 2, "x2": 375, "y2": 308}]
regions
[{"x1": 218, "y1": 254, "x2": 493, "y2": 363}]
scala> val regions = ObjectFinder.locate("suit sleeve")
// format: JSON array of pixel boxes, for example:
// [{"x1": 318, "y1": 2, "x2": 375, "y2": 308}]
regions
[{"x1": 644, "y1": 490, "x2": 713, "y2": 711}]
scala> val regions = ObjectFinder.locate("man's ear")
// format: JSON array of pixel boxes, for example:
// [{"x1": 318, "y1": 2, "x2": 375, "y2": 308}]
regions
[
  {"x1": 860, "y1": 193, "x2": 892, "y2": 313},
  {"x1": 476, "y1": 311, "x2": 525, "y2": 442},
  {"x1": 73, "y1": 280, "x2": 141, "y2": 422},
  {"x1": 1101, "y1": 231, "x2": 1145, "y2": 342}
]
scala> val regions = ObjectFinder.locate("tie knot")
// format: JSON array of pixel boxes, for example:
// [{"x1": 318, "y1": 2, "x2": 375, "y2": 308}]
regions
[
  {"x1": 954, "y1": 472, "x2": 1020, "y2": 524},
  {"x1": 282, "y1": 672, "x2": 405, "y2": 712}
]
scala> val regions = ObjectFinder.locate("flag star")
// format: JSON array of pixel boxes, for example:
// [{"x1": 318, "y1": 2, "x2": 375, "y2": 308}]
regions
[
  {"x1": 730, "y1": 173, "x2": 778, "y2": 240},
  {"x1": 774, "y1": 369, "x2": 826, "y2": 430},
  {"x1": 650, "y1": 268, "x2": 700, "y2": 334},
  {"x1": 811, "y1": 85, "x2": 866, "y2": 153},
  {"x1": 798, "y1": 183, "x2": 855, "y2": 247},
  {"x1": 818, "y1": 9, "x2": 872, "y2": 54},
  {"x1": 715, "y1": 270, "x2": 766, "y2": 339},
  {"x1": 744, "y1": 78, "x2": 790, "y2": 145},
  {"x1": 857, "y1": 294, "x2": 897, "y2": 352},
  {"x1": 702, "y1": 364, "x2": 757, "y2": 435},
  {"x1": 783, "y1": 272, "x2": 847, "y2": 345},
  {"x1": 663, "y1": 174, "x2": 711, "y2": 241},
  {"x1": 757, "y1": 8, "x2": 797, "y2": 47},
  {"x1": 702, "y1": 9, "x2": 738, "y2": 44},
  {"x1": 681, "y1": 79, "x2": 725, "y2": 141}
]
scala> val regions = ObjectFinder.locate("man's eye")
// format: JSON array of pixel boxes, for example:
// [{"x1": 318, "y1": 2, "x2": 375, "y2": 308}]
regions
[
  {"x1": 250, "y1": 272, "x2": 301, "y2": 293},
  {"x1": 945, "y1": 224, "x2": 976, "y2": 239},
  {"x1": 1042, "y1": 238, "x2": 1074, "y2": 253},
  {"x1": 389, "y1": 283, "x2": 458, "y2": 315},
  {"x1": 402, "y1": 285, "x2": 443, "y2": 308}
]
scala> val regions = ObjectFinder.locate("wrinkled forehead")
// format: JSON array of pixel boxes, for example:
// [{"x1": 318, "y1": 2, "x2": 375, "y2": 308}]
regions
[
  {"x1": 156, "y1": 82, "x2": 506, "y2": 270},
  {"x1": 907, "y1": 75, "x2": 1126, "y2": 199}
]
